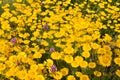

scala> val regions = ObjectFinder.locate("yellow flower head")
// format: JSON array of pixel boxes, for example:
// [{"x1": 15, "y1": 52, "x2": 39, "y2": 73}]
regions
[
  {"x1": 88, "y1": 62, "x2": 96, "y2": 68},
  {"x1": 80, "y1": 75, "x2": 90, "y2": 80},
  {"x1": 64, "y1": 46, "x2": 74, "y2": 54},
  {"x1": 114, "y1": 57, "x2": 120, "y2": 66},
  {"x1": 35, "y1": 75, "x2": 45, "y2": 80},
  {"x1": 82, "y1": 43, "x2": 91, "y2": 51},
  {"x1": 64, "y1": 55, "x2": 73, "y2": 63},
  {"x1": 51, "y1": 52, "x2": 61, "y2": 60},
  {"x1": 67, "y1": 75, "x2": 76, "y2": 80},
  {"x1": 115, "y1": 69, "x2": 120, "y2": 77},
  {"x1": 60, "y1": 68, "x2": 69, "y2": 76},
  {"x1": 33, "y1": 52, "x2": 42, "y2": 59},
  {"x1": 75, "y1": 71, "x2": 82, "y2": 77},
  {"x1": 0, "y1": 63, "x2": 6, "y2": 71},
  {"x1": 82, "y1": 51, "x2": 90, "y2": 58},
  {"x1": 75, "y1": 56, "x2": 83, "y2": 64},
  {"x1": 16, "y1": 70, "x2": 27, "y2": 80},
  {"x1": 80, "y1": 61, "x2": 88, "y2": 68},
  {"x1": 71, "y1": 60, "x2": 79, "y2": 68},
  {"x1": 94, "y1": 71, "x2": 102, "y2": 77},
  {"x1": 53, "y1": 71, "x2": 62, "y2": 80},
  {"x1": 98, "y1": 55, "x2": 112, "y2": 67}
]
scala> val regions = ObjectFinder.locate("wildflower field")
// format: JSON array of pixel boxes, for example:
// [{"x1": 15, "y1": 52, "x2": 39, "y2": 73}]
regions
[{"x1": 0, "y1": 0, "x2": 120, "y2": 80}]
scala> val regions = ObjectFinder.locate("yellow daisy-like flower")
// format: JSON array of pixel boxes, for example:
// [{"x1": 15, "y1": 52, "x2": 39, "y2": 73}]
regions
[
  {"x1": 80, "y1": 61, "x2": 88, "y2": 68},
  {"x1": 67, "y1": 75, "x2": 76, "y2": 80},
  {"x1": 16, "y1": 0, "x2": 22, "y2": 2},
  {"x1": 64, "y1": 46, "x2": 74, "y2": 54},
  {"x1": 115, "y1": 69, "x2": 120, "y2": 77},
  {"x1": 33, "y1": 52, "x2": 42, "y2": 59},
  {"x1": 82, "y1": 51, "x2": 90, "y2": 58},
  {"x1": 30, "y1": 64, "x2": 38, "y2": 71},
  {"x1": 35, "y1": 75, "x2": 45, "y2": 80},
  {"x1": 75, "y1": 56, "x2": 83, "y2": 64},
  {"x1": 64, "y1": 55, "x2": 73, "y2": 64},
  {"x1": 75, "y1": 71, "x2": 82, "y2": 77},
  {"x1": 51, "y1": 52, "x2": 61, "y2": 60},
  {"x1": 94, "y1": 71, "x2": 102, "y2": 77},
  {"x1": 91, "y1": 43, "x2": 100, "y2": 49},
  {"x1": 53, "y1": 71, "x2": 62, "y2": 80},
  {"x1": 71, "y1": 60, "x2": 79, "y2": 68},
  {"x1": 16, "y1": 70, "x2": 27, "y2": 80},
  {"x1": 88, "y1": 62, "x2": 96, "y2": 68},
  {"x1": 60, "y1": 68, "x2": 69, "y2": 76},
  {"x1": 98, "y1": 55, "x2": 112, "y2": 67},
  {"x1": 82, "y1": 43, "x2": 91, "y2": 51},
  {"x1": 46, "y1": 59, "x2": 53, "y2": 67},
  {"x1": 80, "y1": 75, "x2": 90, "y2": 80},
  {"x1": 0, "y1": 63, "x2": 6, "y2": 71},
  {"x1": 114, "y1": 57, "x2": 120, "y2": 66}
]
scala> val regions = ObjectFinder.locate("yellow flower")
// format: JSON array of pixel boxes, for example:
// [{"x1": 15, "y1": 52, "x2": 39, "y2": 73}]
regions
[
  {"x1": 5, "y1": 68, "x2": 17, "y2": 78},
  {"x1": 53, "y1": 71, "x2": 62, "y2": 80},
  {"x1": 25, "y1": 74, "x2": 32, "y2": 80},
  {"x1": 75, "y1": 72, "x2": 82, "y2": 77},
  {"x1": 1, "y1": 11, "x2": 12, "y2": 20},
  {"x1": 46, "y1": 59, "x2": 53, "y2": 67},
  {"x1": 75, "y1": 56, "x2": 83, "y2": 64},
  {"x1": 114, "y1": 49, "x2": 120, "y2": 56},
  {"x1": 16, "y1": 70, "x2": 27, "y2": 79},
  {"x1": 115, "y1": 69, "x2": 120, "y2": 77},
  {"x1": 91, "y1": 43, "x2": 100, "y2": 49},
  {"x1": 82, "y1": 43, "x2": 91, "y2": 51},
  {"x1": 64, "y1": 46, "x2": 74, "y2": 54},
  {"x1": 16, "y1": 0, "x2": 22, "y2": 2},
  {"x1": 33, "y1": 30, "x2": 40, "y2": 37},
  {"x1": 97, "y1": 48, "x2": 106, "y2": 55},
  {"x1": 0, "y1": 29, "x2": 4, "y2": 36},
  {"x1": 51, "y1": 52, "x2": 61, "y2": 60},
  {"x1": 88, "y1": 62, "x2": 96, "y2": 68},
  {"x1": 10, "y1": 78, "x2": 15, "y2": 80},
  {"x1": 41, "y1": 40, "x2": 49, "y2": 46},
  {"x1": 80, "y1": 75, "x2": 90, "y2": 80},
  {"x1": 82, "y1": 51, "x2": 90, "y2": 58},
  {"x1": 67, "y1": 75, "x2": 76, "y2": 80},
  {"x1": 17, "y1": 52, "x2": 27, "y2": 60},
  {"x1": 71, "y1": 60, "x2": 79, "y2": 68},
  {"x1": 10, "y1": 16, "x2": 17, "y2": 22},
  {"x1": 80, "y1": 61, "x2": 88, "y2": 68},
  {"x1": 98, "y1": 3, "x2": 105, "y2": 8},
  {"x1": 60, "y1": 68, "x2": 69, "y2": 76},
  {"x1": 30, "y1": 64, "x2": 38, "y2": 71},
  {"x1": 94, "y1": 71, "x2": 102, "y2": 77},
  {"x1": 37, "y1": 64, "x2": 44, "y2": 73},
  {"x1": 1, "y1": 20, "x2": 11, "y2": 31},
  {"x1": 0, "y1": 63, "x2": 6, "y2": 71},
  {"x1": 98, "y1": 55, "x2": 112, "y2": 67},
  {"x1": 108, "y1": 0, "x2": 112, "y2": 2},
  {"x1": 104, "y1": 34, "x2": 112, "y2": 42},
  {"x1": 103, "y1": 45, "x2": 111, "y2": 51},
  {"x1": 114, "y1": 57, "x2": 120, "y2": 66},
  {"x1": 5, "y1": 61, "x2": 13, "y2": 68},
  {"x1": 0, "y1": 1, "x2": 2, "y2": 4},
  {"x1": 0, "y1": 56, "x2": 7, "y2": 62},
  {"x1": 23, "y1": 40, "x2": 30, "y2": 44},
  {"x1": 35, "y1": 75, "x2": 45, "y2": 80},
  {"x1": 33, "y1": 52, "x2": 42, "y2": 59},
  {"x1": 116, "y1": 39, "x2": 120, "y2": 48},
  {"x1": 28, "y1": 70, "x2": 37, "y2": 79},
  {"x1": 64, "y1": 55, "x2": 73, "y2": 63},
  {"x1": 9, "y1": 55, "x2": 17, "y2": 63}
]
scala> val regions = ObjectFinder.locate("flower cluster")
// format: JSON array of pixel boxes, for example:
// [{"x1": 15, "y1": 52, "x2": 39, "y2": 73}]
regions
[{"x1": 0, "y1": 0, "x2": 120, "y2": 80}]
